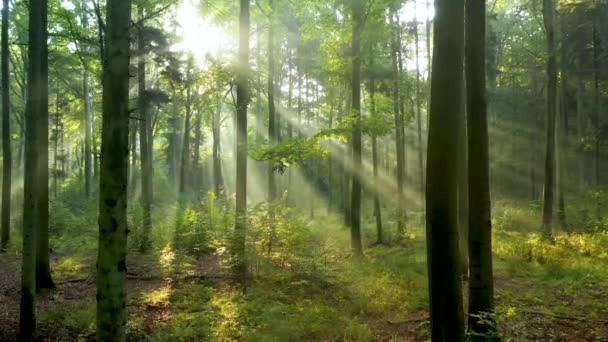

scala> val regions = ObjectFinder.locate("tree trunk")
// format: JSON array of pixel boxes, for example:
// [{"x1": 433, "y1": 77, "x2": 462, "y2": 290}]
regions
[
  {"x1": 82, "y1": 2, "x2": 92, "y2": 198},
  {"x1": 36, "y1": 0, "x2": 54, "y2": 292},
  {"x1": 576, "y1": 47, "x2": 585, "y2": 190},
  {"x1": 96, "y1": 0, "x2": 131, "y2": 339},
  {"x1": 129, "y1": 120, "x2": 137, "y2": 196},
  {"x1": 193, "y1": 112, "x2": 202, "y2": 194},
  {"x1": 466, "y1": 0, "x2": 496, "y2": 337},
  {"x1": 541, "y1": 0, "x2": 557, "y2": 240},
  {"x1": 592, "y1": 10, "x2": 600, "y2": 193},
  {"x1": 234, "y1": 0, "x2": 250, "y2": 281},
  {"x1": 212, "y1": 93, "x2": 226, "y2": 198},
  {"x1": 370, "y1": 77, "x2": 383, "y2": 244},
  {"x1": 138, "y1": 6, "x2": 152, "y2": 252},
  {"x1": 425, "y1": 0, "x2": 465, "y2": 339},
  {"x1": 457, "y1": 84, "x2": 468, "y2": 281},
  {"x1": 557, "y1": 18, "x2": 568, "y2": 231},
  {"x1": 21, "y1": 0, "x2": 46, "y2": 337},
  {"x1": 1, "y1": 0, "x2": 11, "y2": 251},
  {"x1": 390, "y1": 8, "x2": 405, "y2": 237},
  {"x1": 349, "y1": 0, "x2": 363, "y2": 257},
  {"x1": 84, "y1": 66, "x2": 92, "y2": 197},
  {"x1": 179, "y1": 58, "x2": 193, "y2": 196},
  {"x1": 268, "y1": 0, "x2": 277, "y2": 201},
  {"x1": 414, "y1": 4, "x2": 425, "y2": 209}
]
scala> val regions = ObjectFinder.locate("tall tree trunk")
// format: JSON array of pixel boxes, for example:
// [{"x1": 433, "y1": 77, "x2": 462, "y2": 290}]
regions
[
  {"x1": 592, "y1": 10, "x2": 600, "y2": 192},
  {"x1": 193, "y1": 112, "x2": 202, "y2": 194},
  {"x1": 234, "y1": 0, "x2": 250, "y2": 281},
  {"x1": 96, "y1": 0, "x2": 131, "y2": 339},
  {"x1": 390, "y1": 8, "x2": 405, "y2": 237},
  {"x1": 179, "y1": 59, "x2": 193, "y2": 196},
  {"x1": 466, "y1": 0, "x2": 496, "y2": 337},
  {"x1": 82, "y1": 3, "x2": 92, "y2": 198},
  {"x1": 425, "y1": 0, "x2": 465, "y2": 339},
  {"x1": 349, "y1": 0, "x2": 363, "y2": 256},
  {"x1": 370, "y1": 77, "x2": 383, "y2": 244},
  {"x1": 576, "y1": 47, "x2": 585, "y2": 190},
  {"x1": 168, "y1": 89, "x2": 179, "y2": 187},
  {"x1": 557, "y1": 18, "x2": 568, "y2": 230},
  {"x1": 1, "y1": 0, "x2": 11, "y2": 251},
  {"x1": 84, "y1": 65, "x2": 92, "y2": 197},
  {"x1": 414, "y1": 5, "x2": 425, "y2": 209},
  {"x1": 267, "y1": 0, "x2": 277, "y2": 201},
  {"x1": 129, "y1": 120, "x2": 137, "y2": 196},
  {"x1": 36, "y1": 0, "x2": 54, "y2": 292},
  {"x1": 541, "y1": 0, "x2": 557, "y2": 240},
  {"x1": 212, "y1": 90, "x2": 227, "y2": 198},
  {"x1": 21, "y1": 0, "x2": 46, "y2": 337},
  {"x1": 457, "y1": 85, "x2": 468, "y2": 281},
  {"x1": 138, "y1": 6, "x2": 152, "y2": 252}
]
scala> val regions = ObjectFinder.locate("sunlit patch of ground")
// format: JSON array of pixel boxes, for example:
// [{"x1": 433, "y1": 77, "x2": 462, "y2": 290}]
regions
[{"x1": 1, "y1": 201, "x2": 608, "y2": 341}]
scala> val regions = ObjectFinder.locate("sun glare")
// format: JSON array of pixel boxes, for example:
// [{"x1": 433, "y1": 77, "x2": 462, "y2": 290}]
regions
[{"x1": 173, "y1": 0, "x2": 229, "y2": 68}]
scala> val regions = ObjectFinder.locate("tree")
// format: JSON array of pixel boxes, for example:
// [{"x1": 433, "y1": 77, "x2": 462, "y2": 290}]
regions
[
  {"x1": 80, "y1": 1, "x2": 92, "y2": 199},
  {"x1": 36, "y1": 0, "x2": 54, "y2": 291},
  {"x1": 369, "y1": 75, "x2": 383, "y2": 244},
  {"x1": 268, "y1": 0, "x2": 277, "y2": 201},
  {"x1": 541, "y1": 0, "x2": 557, "y2": 240},
  {"x1": 1, "y1": 0, "x2": 11, "y2": 252},
  {"x1": 349, "y1": 0, "x2": 363, "y2": 256},
  {"x1": 390, "y1": 6, "x2": 405, "y2": 237},
  {"x1": 234, "y1": 0, "x2": 250, "y2": 281},
  {"x1": 21, "y1": 0, "x2": 47, "y2": 337},
  {"x1": 96, "y1": 0, "x2": 131, "y2": 339},
  {"x1": 466, "y1": 0, "x2": 496, "y2": 338},
  {"x1": 138, "y1": 5, "x2": 153, "y2": 252},
  {"x1": 425, "y1": 0, "x2": 465, "y2": 339}
]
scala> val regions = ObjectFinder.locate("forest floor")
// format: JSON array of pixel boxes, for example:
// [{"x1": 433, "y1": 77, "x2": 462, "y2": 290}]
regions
[{"x1": 1, "y1": 200, "x2": 608, "y2": 341}]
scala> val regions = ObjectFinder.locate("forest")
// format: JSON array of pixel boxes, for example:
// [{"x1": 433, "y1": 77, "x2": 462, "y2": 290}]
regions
[{"x1": 0, "y1": 0, "x2": 607, "y2": 340}]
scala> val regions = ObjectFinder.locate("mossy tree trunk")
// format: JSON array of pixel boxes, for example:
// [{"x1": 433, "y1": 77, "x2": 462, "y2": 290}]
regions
[{"x1": 96, "y1": 0, "x2": 131, "y2": 339}]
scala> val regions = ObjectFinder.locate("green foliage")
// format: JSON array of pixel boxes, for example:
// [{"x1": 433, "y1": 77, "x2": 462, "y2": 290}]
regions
[{"x1": 250, "y1": 137, "x2": 330, "y2": 173}]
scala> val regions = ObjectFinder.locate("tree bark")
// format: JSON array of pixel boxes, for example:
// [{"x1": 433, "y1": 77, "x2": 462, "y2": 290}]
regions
[
  {"x1": 267, "y1": 0, "x2": 277, "y2": 201},
  {"x1": 35, "y1": 0, "x2": 54, "y2": 292},
  {"x1": 466, "y1": 0, "x2": 496, "y2": 337},
  {"x1": 21, "y1": 0, "x2": 46, "y2": 337},
  {"x1": 234, "y1": 0, "x2": 250, "y2": 281},
  {"x1": 425, "y1": 0, "x2": 465, "y2": 339},
  {"x1": 349, "y1": 0, "x2": 363, "y2": 256},
  {"x1": 212, "y1": 90, "x2": 227, "y2": 198},
  {"x1": 541, "y1": 0, "x2": 557, "y2": 240},
  {"x1": 138, "y1": 6, "x2": 152, "y2": 252},
  {"x1": 1, "y1": 0, "x2": 11, "y2": 251},
  {"x1": 414, "y1": 4, "x2": 425, "y2": 209},
  {"x1": 82, "y1": 2, "x2": 92, "y2": 198},
  {"x1": 96, "y1": 0, "x2": 131, "y2": 339},
  {"x1": 179, "y1": 58, "x2": 193, "y2": 196},
  {"x1": 390, "y1": 8, "x2": 405, "y2": 237},
  {"x1": 592, "y1": 10, "x2": 600, "y2": 192},
  {"x1": 370, "y1": 77, "x2": 383, "y2": 244}
]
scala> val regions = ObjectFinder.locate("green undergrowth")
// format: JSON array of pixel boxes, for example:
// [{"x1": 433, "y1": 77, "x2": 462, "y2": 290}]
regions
[{"x1": 25, "y1": 189, "x2": 608, "y2": 340}]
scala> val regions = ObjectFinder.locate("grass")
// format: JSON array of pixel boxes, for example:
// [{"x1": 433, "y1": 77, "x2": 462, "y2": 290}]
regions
[{"x1": 3, "y1": 191, "x2": 608, "y2": 341}]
